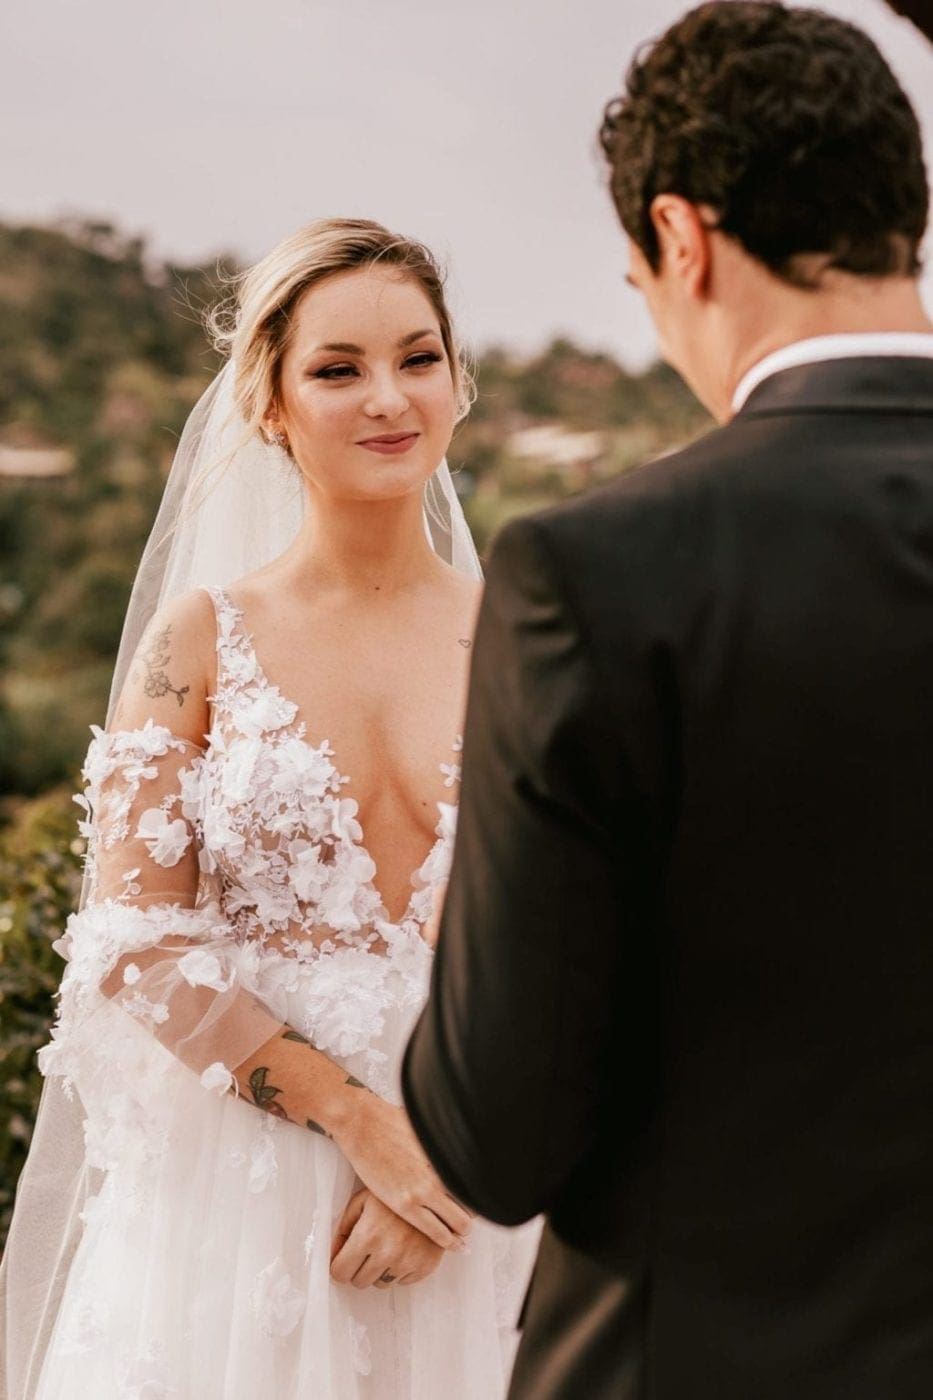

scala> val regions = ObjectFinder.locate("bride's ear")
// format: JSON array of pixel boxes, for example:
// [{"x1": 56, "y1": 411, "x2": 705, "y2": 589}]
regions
[{"x1": 261, "y1": 403, "x2": 288, "y2": 449}]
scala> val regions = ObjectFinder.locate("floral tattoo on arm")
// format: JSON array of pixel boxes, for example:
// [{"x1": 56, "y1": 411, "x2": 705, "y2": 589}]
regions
[{"x1": 137, "y1": 625, "x2": 190, "y2": 708}]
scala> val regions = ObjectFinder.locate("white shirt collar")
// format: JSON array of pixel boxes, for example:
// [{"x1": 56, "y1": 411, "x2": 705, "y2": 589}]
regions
[{"x1": 731, "y1": 332, "x2": 933, "y2": 413}]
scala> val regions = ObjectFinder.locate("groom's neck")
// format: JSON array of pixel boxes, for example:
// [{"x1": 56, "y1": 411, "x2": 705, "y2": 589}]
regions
[{"x1": 720, "y1": 272, "x2": 933, "y2": 419}]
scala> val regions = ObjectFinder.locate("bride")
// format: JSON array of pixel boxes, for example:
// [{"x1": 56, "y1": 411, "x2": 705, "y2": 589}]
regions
[{"x1": 1, "y1": 219, "x2": 539, "y2": 1399}]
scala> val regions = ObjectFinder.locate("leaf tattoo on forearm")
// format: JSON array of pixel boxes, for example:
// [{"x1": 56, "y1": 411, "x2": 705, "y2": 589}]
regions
[
  {"x1": 248, "y1": 1065, "x2": 289, "y2": 1120},
  {"x1": 282, "y1": 1028, "x2": 313, "y2": 1046},
  {"x1": 141, "y1": 624, "x2": 190, "y2": 708}
]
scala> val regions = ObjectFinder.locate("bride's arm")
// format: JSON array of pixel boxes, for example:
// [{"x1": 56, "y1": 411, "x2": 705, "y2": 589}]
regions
[{"x1": 73, "y1": 591, "x2": 470, "y2": 1252}]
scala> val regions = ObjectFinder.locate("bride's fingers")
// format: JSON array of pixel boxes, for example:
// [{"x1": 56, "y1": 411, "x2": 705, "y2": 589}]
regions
[
  {"x1": 330, "y1": 1190, "x2": 366, "y2": 1262},
  {"x1": 445, "y1": 1190, "x2": 475, "y2": 1219},
  {"x1": 414, "y1": 1205, "x2": 468, "y2": 1252},
  {"x1": 337, "y1": 1189, "x2": 367, "y2": 1235},
  {"x1": 331, "y1": 1236, "x2": 368, "y2": 1284},
  {"x1": 424, "y1": 1195, "x2": 472, "y2": 1242},
  {"x1": 442, "y1": 1192, "x2": 473, "y2": 1226},
  {"x1": 330, "y1": 1224, "x2": 352, "y2": 1265},
  {"x1": 351, "y1": 1252, "x2": 391, "y2": 1290}
]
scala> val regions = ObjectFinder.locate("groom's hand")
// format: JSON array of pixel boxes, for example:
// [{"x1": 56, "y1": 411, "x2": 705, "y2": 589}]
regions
[{"x1": 330, "y1": 1188, "x2": 445, "y2": 1288}]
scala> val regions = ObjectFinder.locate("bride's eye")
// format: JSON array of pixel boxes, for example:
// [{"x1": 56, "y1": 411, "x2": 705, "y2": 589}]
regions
[
  {"x1": 313, "y1": 364, "x2": 358, "y2": 380},
  {"x1": 403, "y1": 352, "x2": 443, "y2": 370}
]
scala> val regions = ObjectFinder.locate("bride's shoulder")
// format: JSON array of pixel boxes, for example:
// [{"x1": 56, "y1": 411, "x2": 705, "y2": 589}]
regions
[
  {"x1": 446, "y1": 569, "x2": 483, "y2": 629},
  {"x1": 108, "y1": 588, "x2": 216, "y2": 744},
  {"x1": 438, "y1": 562, "x2": 483, "y2": 605}
]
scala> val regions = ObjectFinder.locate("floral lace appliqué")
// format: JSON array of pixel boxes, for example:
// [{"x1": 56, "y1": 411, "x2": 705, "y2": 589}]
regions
[
  {"x1": 249, "y1": 1257, "x2": 306, "y2": 1338},
  {"x1": 195, "y1": 586, "x2": 460, "y2": 964}
]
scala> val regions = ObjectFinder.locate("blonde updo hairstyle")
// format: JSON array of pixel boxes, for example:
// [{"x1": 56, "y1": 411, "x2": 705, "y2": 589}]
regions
[{"x1": 209, "y1": 218, "x2": 474, "y2": 441}]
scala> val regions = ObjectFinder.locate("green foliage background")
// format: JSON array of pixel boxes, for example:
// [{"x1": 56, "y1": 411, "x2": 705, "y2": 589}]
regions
[{"x1": 0, "y1": 217, "x2": 710, "y2": 1246}]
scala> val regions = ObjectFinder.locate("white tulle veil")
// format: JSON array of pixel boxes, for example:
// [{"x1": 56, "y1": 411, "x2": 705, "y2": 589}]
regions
[{"x1": 0, "y1": 359, "x2": 482, "y2": 1399}]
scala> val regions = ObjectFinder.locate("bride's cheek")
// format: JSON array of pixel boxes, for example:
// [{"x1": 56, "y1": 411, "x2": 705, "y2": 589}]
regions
[{"x1": 425, "y1": 376, "x2": 457, "y2": 429}]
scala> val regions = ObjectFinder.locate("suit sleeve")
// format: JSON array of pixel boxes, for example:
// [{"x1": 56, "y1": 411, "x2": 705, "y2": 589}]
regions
[{"x1": 403, "y1": 514, "x2": 635, "y2": 1225}]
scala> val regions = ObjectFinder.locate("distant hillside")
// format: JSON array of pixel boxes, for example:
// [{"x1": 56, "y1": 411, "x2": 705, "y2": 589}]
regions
[
  {"x1": 0, "y1": 217, "x2": 710, "y2": 799},
  {"x1": 0, "y1": 220, "x2": 233, "y2": 794}
]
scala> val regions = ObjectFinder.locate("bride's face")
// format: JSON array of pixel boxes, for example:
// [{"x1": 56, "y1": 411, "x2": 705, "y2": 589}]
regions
[{"x1": 269, "y1": 265, "x2": 458, "y2": 502}]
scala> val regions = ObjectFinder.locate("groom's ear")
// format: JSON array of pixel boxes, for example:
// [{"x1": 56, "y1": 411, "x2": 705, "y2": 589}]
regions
[{"x1": 648, "y1": 195, "x2": 714, "y2": 299}]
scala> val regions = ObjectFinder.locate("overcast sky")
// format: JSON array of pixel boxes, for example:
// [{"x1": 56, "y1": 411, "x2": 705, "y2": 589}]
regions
[{"x1": 3, "y1": 0, "x2": 932, "y2": 369}]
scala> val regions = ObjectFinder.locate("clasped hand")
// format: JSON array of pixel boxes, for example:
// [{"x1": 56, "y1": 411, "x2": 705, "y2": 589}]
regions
[
  {"x1": 330, "y1": 1188, "x2": 445, "y2": 1288},
  {"x1": 329, "y1": 1091, "x2": 472, "y2": 1289}
]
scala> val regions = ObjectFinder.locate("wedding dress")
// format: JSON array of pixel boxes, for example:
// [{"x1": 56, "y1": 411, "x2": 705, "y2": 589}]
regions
[{"x1": 24, "y1": 583, "x2": 539, "y2": 1399}]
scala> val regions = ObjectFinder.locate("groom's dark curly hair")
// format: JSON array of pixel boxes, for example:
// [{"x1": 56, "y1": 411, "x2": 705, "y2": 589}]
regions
[{"x1": 599, "y1": 1, "x2": 929, "y2": 285}]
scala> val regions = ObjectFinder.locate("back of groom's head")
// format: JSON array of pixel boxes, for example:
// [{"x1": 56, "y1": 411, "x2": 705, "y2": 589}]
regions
[{"x1": 600, "y1": 1, "x2": 928, "y2": 288}]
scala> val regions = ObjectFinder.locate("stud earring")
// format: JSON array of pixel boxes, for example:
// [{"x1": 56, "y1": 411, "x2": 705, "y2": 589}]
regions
[{"x1": 269, "y1": 430, "x2": 288, "y2": 450}]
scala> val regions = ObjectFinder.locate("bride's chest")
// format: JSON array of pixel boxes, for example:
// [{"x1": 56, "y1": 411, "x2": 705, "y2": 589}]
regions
[
  {"x1": 193, "y1": 683, "x2": 459, "y2": 927},
  {"x1": 203, "y1": 686, "x2": 458, "y2": 825},
  {"x1": 193, "y1": 589, "x2": 463, "y2": 932}
]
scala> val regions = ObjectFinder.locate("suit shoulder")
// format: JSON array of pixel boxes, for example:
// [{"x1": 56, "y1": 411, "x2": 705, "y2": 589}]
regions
[
  {"x1": 544, "y1": 421, "x2": 750, "y2": 537},
  {"x1": 493, "y1": 422, "x2": 743, "y2": 581}
]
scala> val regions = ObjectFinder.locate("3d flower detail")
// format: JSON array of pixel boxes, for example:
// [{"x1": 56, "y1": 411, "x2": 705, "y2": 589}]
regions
[
  {"x1": 234, "y1": 688, "x2": 298, "y2": 739},
  {"x1": 134, "y1": 808, "x2": 192, "y2": 867},
  {"x1": 330, "y1": 796, "x2": 365, "y2": 846},
  {"x1": 176, "y1": 763, "x2": 203, "y2": 823},
  {"x1": 271, "y1": 737, "x2": 339, "y2": 800},
  {"x1": 200, "y1": 1062, "x2": 235, "y2": 1095},
  {"x1": 248, "y1": 1257, "x2": 305, "y2": 1338},
  {"x1": 300, "y1": 946, "x2": 389, "y2": 1057},
  {"x1": 177, "y1": 948, "x2": 233, "y2": 992}
]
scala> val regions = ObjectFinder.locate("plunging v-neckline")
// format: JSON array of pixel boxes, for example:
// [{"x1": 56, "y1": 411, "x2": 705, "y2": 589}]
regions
[{"x1": 210, "y1": 586, "x2": 457, "y2": 929}]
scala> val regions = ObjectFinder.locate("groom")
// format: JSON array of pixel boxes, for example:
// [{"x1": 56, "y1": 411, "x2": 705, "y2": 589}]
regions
[{"x1": 404, "y1": 3, "x2": 933, "y2": 1397}]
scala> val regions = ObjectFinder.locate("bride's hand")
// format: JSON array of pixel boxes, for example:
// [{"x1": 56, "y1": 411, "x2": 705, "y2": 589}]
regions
[
  {"x1": 329, "y1": 1093, "x2": 472, "y2": 1252},
  {"x1": 330, "y1": 1188, "x2": 444, "y2": 1289}
]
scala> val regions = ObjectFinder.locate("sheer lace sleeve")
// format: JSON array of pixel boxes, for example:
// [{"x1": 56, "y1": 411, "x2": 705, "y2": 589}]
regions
[
  {"x1": 41, "y1": 721, "x2": 279, "y2": 1090},
  {"x1": 79, "y1": 720, "x2": 204, "y2": 910}
]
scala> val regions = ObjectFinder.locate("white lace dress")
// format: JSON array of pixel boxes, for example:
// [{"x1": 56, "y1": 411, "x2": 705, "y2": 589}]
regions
[{"x1": 32, "y1": 587, "x2": 540, "y2": 1400}]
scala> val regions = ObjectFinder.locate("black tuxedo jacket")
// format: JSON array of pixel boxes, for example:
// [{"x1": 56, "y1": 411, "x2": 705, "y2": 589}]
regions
[{"x1": 402, "y1": 357, "x2": 933, "y2": 1399}]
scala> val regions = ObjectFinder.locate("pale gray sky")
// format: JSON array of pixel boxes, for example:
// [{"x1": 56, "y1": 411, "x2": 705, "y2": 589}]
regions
[{"x1": 3, "y1": 0, "x2": 932, "y2": 368}]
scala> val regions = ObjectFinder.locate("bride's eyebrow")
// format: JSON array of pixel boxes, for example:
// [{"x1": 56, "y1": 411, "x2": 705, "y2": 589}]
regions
[{"x1": 314, "y1": 329, "x2": 439, "y2": 355}]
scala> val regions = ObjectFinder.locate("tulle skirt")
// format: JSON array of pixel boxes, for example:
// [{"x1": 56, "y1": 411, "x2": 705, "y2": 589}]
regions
[{"x1": 32, "y1": 954, "x2": 540, "y2": 1399}]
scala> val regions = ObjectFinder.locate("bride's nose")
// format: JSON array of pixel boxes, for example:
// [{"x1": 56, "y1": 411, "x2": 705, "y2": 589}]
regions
[{"x1": 363, "y1": 372, "x2": 410, "y2": 420}]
